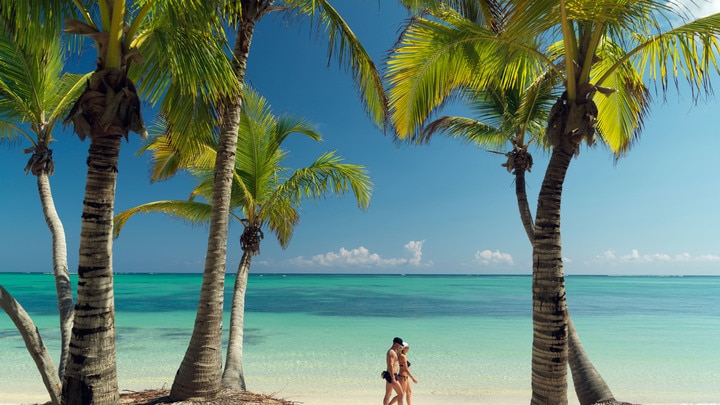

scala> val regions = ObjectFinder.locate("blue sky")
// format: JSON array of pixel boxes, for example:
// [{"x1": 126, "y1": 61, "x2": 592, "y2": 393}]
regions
[{"x1": 2, "y1": 1, "x2": 720, "y2": 276}]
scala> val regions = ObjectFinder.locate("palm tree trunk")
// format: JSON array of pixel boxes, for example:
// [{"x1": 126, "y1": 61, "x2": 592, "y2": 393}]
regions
[
  {"x1": 170, "y1": 17, "x2": 255, "y2": 400},
  {"x1": 221, "y1": 250, "x2": 252, "y2": 390},
  {"x1": 62, "y1": 135, "x2": 121, "y2": 405},
  {"x1": 514, "y1": 169, "x2": 534, "y2": 241},
  {"x1": 530, "y1": 143, "x2": 573, "y2": 405},
  {"x1": 515, "y1": 169, "x2": 616, "y2": 404},
  {"x1": 0, "y1": 285, "x2": 62, "y2": 405},
  {"x1": 568, "y1": 315, "x2": 616, "y2": 405},
  {"x1": 169, "y1": 98, "x2": 238, "y2": 401},
  {"x1": 36, "y1": 172, "x2": 74, "y2": 381}
]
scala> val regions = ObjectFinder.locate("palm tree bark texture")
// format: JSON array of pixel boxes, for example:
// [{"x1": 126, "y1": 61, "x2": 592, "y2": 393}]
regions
[
  {"x1": 34, "y1": 162, "x2": 74, "y2": 382},
  {"x1": 63, "y1": 63, "x2": 144, "y2": 403},
  {"x1": 0, "y1": 285, "x2": 62, "y2": 405},
  {"x1": 531, "y1": 94, "x2": 597, "y2": 404},
  {"x1": 169, "y1": 4, "x2": 257, "y2": 400},
  {"x1": 62, "y1": 134, "x2": 122, "y2": 405}
]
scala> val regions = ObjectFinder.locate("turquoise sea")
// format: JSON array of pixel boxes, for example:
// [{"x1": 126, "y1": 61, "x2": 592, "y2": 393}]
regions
[{"x1": 1, "y1": 273, "x2": 719, "y2": 404}]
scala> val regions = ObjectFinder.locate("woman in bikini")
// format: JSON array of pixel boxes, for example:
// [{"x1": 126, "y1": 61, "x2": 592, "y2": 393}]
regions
[{"x1": 395, "y1": 342, "x2": 417, "y2": 405}]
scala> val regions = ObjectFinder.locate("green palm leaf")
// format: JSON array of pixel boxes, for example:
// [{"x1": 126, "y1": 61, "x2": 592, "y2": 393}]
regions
[
  {"x1": 419, "y1": 115, "x2": 506, "y2": 148},
  {"x1": 616, "y1": 13, "x2": 720, "y2": 95},
  {"x1": 592, "y1": 38, "x2": 650, "y2": 155},
  {"x1": 113, "y1": 200, "x2": 214, "y2": 238},
  {"x1": 0, "y1": 27, "x2": 44, "y2": 124},
  {"x1": 142, "y1": 112, "x2": 219, "y2": 182}
]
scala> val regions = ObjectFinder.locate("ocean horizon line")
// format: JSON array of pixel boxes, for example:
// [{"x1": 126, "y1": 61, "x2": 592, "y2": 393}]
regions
[{"x1": 1, "y1": 271, "x2": 717, "y2": 277}]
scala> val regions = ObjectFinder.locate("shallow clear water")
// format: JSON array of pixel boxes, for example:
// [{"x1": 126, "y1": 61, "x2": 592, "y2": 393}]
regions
[{"x1": 1, "y1": 273, "x2": 718, "y2": 403}]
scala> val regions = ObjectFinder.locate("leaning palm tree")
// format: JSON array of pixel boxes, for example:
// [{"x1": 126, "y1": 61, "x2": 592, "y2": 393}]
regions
[
  {"x1": 387, "y1": 1, "x2": 720, "y2": 403},
  {"x1": 0, "y1": 8, "x2": 96, "y2": 391},
  {"x1": 0, "y1": 286, "x2": 61, "y2": 404},
  {"x1": 113, "y1": 86, "x2": 372, "y2": 390},
  {"x1": 7, "y1": 1, "x2": 238, "y2": 403},
  {"x1": 166, "y1": 1, "x2": 385, "y2": 399},
  {"x1": 386, "y1": 3, "x2": 617, "y2": 404}
]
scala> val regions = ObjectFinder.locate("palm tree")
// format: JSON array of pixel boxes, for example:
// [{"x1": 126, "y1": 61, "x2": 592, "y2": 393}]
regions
[
  {"x1": 5, "y1": 1, "x2": 238, "y2": 403},
  {"x1": 0, "y1": 9, "x2": 91, "y2": 386},
  {"x1": 386, "y1": 1, "x2": 720, "y2": 403},
  {"x1": 167, "y1": 1, "x2": 385, "y2": 399},
  {"x1": 385, "y1": 3, "x2": 618, "y2": 404},
  {"x1": 0, "y1": 286, "x2": 62, "y2": 404},
  {"x1": 113, "y1": 86, "x2": 372, "y2": 390}
]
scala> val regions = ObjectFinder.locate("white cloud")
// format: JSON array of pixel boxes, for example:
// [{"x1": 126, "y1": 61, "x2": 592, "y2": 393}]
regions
[
  {"x1": 403, "y1": 240, "x2": 426, "y2": 266},
  {"x1": 288, "y1": 240, "x2": 432, "y2": 268},
  {"x1": 474, "y1": 249, "x2": 514, "y2": 266},
  {"x1": 595, "y1": 249, "x2": 720, "y2": 264}
]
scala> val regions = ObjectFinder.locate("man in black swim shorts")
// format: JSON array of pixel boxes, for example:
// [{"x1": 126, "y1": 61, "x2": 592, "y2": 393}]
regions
[{"x1": 383, "y1": 337, "x2": 404, "y2": 405}]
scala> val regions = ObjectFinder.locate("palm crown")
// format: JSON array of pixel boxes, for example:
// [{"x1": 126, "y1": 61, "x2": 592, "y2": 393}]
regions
[
  {"x1": 114, "y1": 86, "x2": 372, "y2": 251},
  {"x1": 389, "y1": 1, "x2": 720, "y2": 157},
  {"x1": 0, "y1": 25, "x2": 89, "y2": 173}
]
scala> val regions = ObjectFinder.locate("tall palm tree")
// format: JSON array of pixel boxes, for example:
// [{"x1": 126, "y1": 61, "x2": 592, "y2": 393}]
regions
[
  {"x1": 386, "y1": 3, "x2": 617, "y2": 404},
  {"x1": 167, "y1": 1, "x2": 385, "y2": 399},
  {"x1": 112, "y1": 87, "x2": 372, "y2": 390},
  {"x1": 387, "y1": 1, "x2": 720, "y2": 403},
  {"x1": 0, "y1": 9, "x2": 91, "y2": 385},
  {"x1": 6, "y1": 1, "x2": 238, "y2": 403}
]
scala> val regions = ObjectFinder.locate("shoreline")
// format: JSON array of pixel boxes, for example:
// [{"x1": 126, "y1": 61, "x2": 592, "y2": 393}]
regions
[
  {"x1": 0, "y1": 383, "x2": 565, "y2": 405},
  {"x1": 5, "y1": 384, "x2": 720, "y2": 405},
  {"x1": 2, "y1": 391, "x2": 562, "y2": 405}
]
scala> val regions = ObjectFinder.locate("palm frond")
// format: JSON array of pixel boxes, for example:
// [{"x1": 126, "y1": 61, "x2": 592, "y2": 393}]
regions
[
  {"x1": 0, "y1": 9, "x2": 89, "y2": 150},
  {"x1": 273, "y1": 116, "x2": 322, "y2": 147},
  {"x1": 113, "y1": 199, "x2": 213, "y2": 238},
  {"x1": 187, "y1": 169, "x2": 255, "y2": 218},
  {"x1": 420, "y1": 116, "x2": 506, "y2": 148},
  {"x1": 47, "y1": 72, "x2": 94, "y2": 126},
  {"x1": 386, "y1": 10, "x2": 487, "y2": 138},
  {"x1": 0, "y1": 0, "x2": 79, "y2": 49},
  {"x1": 0, "y1": 119, "x2": 32, "y2": 145},
  {"x1": 278, "y1": 151, "x2": 372, "y2": 210},
  {"x1": 264, "y1": 197, "x2": 299, "y2": 249},
  {"x1": 614, "y1": 13, "x2": 720, "y2": 98},
  {"x1": 503, "y1": 0, "x2": 561, "y2": 40},
  {"x1": 187, "y1": 173, "x2": 215, "y2": 202},
  {"x1": 513, "y1": 68, "x2": 562, "y2": 146},
  {"x1": 399, "y1": 0, "x2": 507, "y2": 30},
  {"x1": 130, "y1": 1, "x2": 238, "y2": 106},
  {"x1": 153, "y1": 89, "x2": 221, "y2": 166},
  {"x1": 0, "y1": 28, "x2": 43, "y2": 124},
  {"x1": 142, "y1": 125, "x2": 218, "y2": 182},
  {"x1": 592, "y1": 38, "x2": 651, "y2": 157}
]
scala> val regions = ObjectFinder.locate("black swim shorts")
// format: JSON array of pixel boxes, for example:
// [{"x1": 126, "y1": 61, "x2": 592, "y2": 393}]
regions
[{"x1": 382, "y1": 371, "x2": 398, "y2": 383}]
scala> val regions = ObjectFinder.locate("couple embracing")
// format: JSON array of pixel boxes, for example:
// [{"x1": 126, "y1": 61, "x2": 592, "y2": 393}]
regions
[{"x1": 382, "y1": 337, "x2": 418, "y2": 405}]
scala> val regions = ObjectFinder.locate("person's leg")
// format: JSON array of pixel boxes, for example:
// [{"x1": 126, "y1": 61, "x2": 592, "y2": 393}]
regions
[
  {"x1": 405, "y1": 380, "x2": 412, "y2": 405},
  {"x1": 383, "y1": 382, "x2": 393, "y2": 405},
  {"x1": 392, "y1": 379, "x2": 404, "y2": 405}
]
